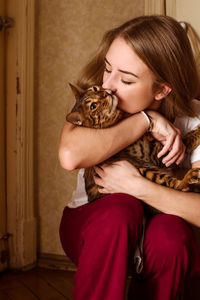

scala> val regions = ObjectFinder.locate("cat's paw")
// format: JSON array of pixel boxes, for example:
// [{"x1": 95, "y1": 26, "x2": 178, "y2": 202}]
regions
[
  {"x1": 178, "y1": 168, "x2": 200, "y2": 192},
  {"x1": 186, "y1": 168, "x2": 200, "y2": 185}
]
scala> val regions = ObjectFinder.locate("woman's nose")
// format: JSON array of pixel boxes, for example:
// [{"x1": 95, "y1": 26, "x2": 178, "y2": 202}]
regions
[{"x1": 102, "y1": 77, "x2": 117, "y2": 93}]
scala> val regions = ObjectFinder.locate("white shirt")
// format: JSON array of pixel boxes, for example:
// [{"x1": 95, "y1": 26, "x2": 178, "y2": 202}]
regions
[{"x1": 68, "y1": 100, "x2": 200, "y2": 208}]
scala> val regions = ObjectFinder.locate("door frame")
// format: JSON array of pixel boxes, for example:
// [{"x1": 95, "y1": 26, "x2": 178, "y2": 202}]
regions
[
  {"x1": 165, "y1": 0, "x2": 176, "y2": 17},
  {"x1": 145, "y1": 0, "x2": 165, "y2": 15},
  {"x1": 0, "y1": 0, "x2": 7, "y2": 273},
  {"x1": 6, "y1": 0, "x2": 36, "y2": 269}
]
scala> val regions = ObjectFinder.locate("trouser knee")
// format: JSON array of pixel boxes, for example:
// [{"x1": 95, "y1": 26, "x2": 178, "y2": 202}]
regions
[
  {"x1": 144, "y1": 214, "x2": 199, "y2": 275},
  {"x1": 97, "y1": 193, "x2": 144, "y2": 230}
]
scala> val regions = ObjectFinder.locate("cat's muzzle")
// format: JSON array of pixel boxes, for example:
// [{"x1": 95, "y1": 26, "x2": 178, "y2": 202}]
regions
[{"x1": 107, "y1": 93, "x2": 118, "y2": 116}]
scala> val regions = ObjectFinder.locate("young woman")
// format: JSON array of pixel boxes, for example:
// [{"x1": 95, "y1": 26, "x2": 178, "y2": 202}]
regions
[{"x1": 59, "y1": 15, "x2": 200, "y2": 300}]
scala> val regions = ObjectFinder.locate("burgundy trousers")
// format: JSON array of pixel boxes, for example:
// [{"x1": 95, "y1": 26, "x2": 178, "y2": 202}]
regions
[{"x1": 59, "y1": 193, "x2": 200, "y2": 300}]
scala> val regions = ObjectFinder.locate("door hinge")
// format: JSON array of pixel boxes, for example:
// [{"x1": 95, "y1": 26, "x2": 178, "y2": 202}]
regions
[{"x1": 0, "y1": 16, "x2": 14, "y2": 31}]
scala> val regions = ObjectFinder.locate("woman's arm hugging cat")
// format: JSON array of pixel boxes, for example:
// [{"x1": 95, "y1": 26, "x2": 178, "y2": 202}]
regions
[
  {"x1": 59, "y1": 108, "x2": 184, "y2": 170},
  {"x1": 66, "y1": 85, "x2": 200, "y2": 204}
]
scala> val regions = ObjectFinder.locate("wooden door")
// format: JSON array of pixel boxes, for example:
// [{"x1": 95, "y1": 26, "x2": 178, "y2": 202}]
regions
[
  {"x1": 0, "y1": 0, "x2": 8, "y2": 272},
  {"x1": 0, "y1": 0, "x2": 36, "y2": 270},
  {"x1": 5, "y1": 0, "x2": 36, "y2": 269}
]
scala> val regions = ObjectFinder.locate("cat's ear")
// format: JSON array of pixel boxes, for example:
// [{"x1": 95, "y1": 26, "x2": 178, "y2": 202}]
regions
[
  {"x1": 69, "y1": 83, "x2": 83, "y2": 101},
  {"x1": 66, "y1": 111, "x2": 83, "y2": 126}
]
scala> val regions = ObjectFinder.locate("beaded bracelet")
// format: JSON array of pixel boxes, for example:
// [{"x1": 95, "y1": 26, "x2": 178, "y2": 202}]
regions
[{"x1": 140, "y1": 110, "x2": 152, "y2": 132}]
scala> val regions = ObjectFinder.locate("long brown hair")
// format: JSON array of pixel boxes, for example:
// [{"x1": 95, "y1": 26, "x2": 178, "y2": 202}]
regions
[{"x1": 76, "y1": 15, "x2": 200, "y2": 121}]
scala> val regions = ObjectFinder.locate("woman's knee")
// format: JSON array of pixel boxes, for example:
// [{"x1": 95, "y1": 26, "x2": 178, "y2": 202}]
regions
[
  {"x1": 60, "y1": 194, "x2": 144, "y2": 265},
  {"x1": 84, "y1": 193, "x2": 144, "y2": 249},
  {"x1": 96, "y1": 193, "x2": 144, "y2": 228},
  {"x1": 144, "y1": 214, "x2": 194, "y2": 267}
]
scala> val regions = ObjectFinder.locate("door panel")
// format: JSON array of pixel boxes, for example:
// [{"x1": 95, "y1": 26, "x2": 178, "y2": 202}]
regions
[{"x1": 0, "y1": 0, "x2": 7, "y2": 272}]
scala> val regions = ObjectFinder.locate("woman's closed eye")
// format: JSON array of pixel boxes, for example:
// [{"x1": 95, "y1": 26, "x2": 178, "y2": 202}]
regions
[
  {"x1": 104, "y1": 65, "x2": 134, "y2": 85},
  {"x1": 121, "y1": 79, "x2": 133, "y2": 85}
]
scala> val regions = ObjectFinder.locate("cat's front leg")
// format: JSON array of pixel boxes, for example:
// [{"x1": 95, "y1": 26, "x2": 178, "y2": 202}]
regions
[{"x1": 176, "y1": 168, "x2": 200, "y2": 192}]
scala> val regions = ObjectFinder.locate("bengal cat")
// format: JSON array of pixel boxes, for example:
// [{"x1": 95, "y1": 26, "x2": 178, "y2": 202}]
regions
[{"x1": 66, "y1": 85, "x2": 200, "y2": 202}]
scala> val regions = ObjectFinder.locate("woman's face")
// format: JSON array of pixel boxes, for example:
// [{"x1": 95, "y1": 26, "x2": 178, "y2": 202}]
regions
[{"x1": 102, "y1": 37, "x2": 160, "y2": 114}]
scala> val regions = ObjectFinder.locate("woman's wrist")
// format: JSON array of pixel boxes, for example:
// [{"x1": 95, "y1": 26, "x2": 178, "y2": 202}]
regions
[
  {"x1": 145, "y1": 110, "x2": 164, "y2": 132},
  {"x1": 122, "y1": 112, "x2": 149, "y2": 141},
  {"x1": 140, "y1": 111, "x2": 153, "y2": 132},
  {"x1": 126, "y1": 173, "x2": 149, "y2": 198}
]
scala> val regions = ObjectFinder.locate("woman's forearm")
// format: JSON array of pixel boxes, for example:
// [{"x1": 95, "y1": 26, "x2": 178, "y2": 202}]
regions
[
  {"x1": 134, "y1": 178, "x2": 200, "y2": 227},
  {"x1": 58, "y1": 112, "x2": 148, "y2": 170}
]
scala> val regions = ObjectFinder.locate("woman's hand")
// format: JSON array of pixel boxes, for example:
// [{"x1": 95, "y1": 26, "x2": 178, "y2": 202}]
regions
[
  {"x1": 94, "y1": 160, "x2": 144, "y2": 196},
  {"x1": 147, "y1": 110, "x2": 185, "y2": 167}
]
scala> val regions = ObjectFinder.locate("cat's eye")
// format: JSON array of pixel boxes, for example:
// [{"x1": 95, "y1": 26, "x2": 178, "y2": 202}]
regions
[
  {"x1": 93, "y1": 86, "x2": 98, "y2": 92},
  {"x1": 104, "y1": 67, "x2": 111, "y2": 73},
  {"x1": 90, "y1": 102, "x2": 97, "y2": 110}
]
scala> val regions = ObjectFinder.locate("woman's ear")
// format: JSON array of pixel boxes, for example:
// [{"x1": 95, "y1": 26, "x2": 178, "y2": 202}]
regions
[{"x1": 155, "y1": 84, "x2": 172, "y2": 101}]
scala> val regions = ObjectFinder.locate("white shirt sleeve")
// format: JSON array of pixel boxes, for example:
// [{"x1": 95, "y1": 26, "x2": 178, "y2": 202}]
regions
[
  {"x1": 191, "y1": 145, "x2": 200, "y2": 164},
  {"x1": 174, "y1": 99, "x2": 200, "y2": 167}
]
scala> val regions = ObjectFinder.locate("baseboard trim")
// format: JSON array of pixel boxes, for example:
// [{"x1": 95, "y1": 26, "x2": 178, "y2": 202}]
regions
[{"x1": 37, "y1": 253, "x2": 77, "y2": 271}]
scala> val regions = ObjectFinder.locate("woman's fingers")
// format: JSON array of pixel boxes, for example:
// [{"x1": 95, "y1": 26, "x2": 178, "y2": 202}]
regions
[
  {"x1": 175, "y1": 145, "x2": 186, "y2": 164},
  {"x1": 98, "y1": 186, "x2": 109, "y2": 194},
  {"x1": 155, "y1": 125, "x2": 185, "y2": 166},
  {"x1": 157, "y1": 133, "x2": 175, "y2": 158},
  {"x1": 159, "y1": 133, "x2": 185, "y2": 166},
  {"x1": 163, "y1": 149, "x2": 184, "y2": 167},
  {"x1": 147, "y1": 110, "x2": 186, "y2": 166},
  {"x1": 93, "y1": 167, "x2": 104, "y2": 187},
  {"x1": 93, "y1": 165, "x2": 113, "y2": 194}
]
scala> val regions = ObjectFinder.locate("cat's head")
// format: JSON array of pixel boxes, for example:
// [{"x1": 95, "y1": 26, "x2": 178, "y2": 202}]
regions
[{"x1": 66, "y1": 85, "x2": 124, "y2": 128}]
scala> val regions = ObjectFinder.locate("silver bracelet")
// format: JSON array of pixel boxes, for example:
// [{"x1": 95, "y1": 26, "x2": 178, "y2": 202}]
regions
[{"x1": 140, "y1": 110, "x2": 152, "y2": 132}]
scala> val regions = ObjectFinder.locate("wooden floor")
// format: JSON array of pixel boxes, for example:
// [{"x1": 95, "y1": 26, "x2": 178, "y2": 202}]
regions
[
  {"x1": 0, "y1": 268, "x2": 75, "y2": 300},
  {"x1": 0, "y1": 267, "x2": 200, "y2": 299}
]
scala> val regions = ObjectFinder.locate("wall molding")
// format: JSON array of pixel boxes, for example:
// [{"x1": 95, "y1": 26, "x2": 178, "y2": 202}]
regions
[{"x1": 37, "y1": 253, "x2": 77, "y2": 271}]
